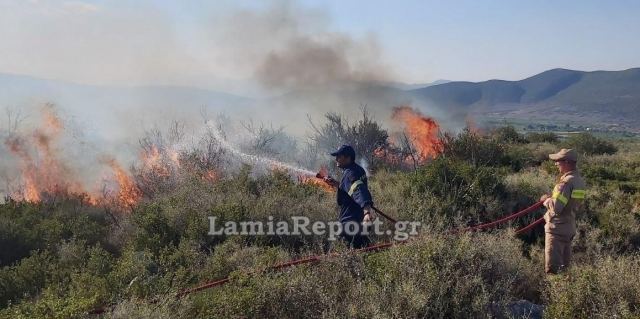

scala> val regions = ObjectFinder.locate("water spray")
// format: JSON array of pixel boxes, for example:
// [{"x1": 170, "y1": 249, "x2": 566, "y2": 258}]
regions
[{"x1": 205, "y1": 122, "x2": 316, "y2": 177}]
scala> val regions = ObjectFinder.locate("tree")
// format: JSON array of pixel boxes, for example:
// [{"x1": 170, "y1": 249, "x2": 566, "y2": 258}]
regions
[{"x1": 309, "y1": 107, "x2": 389, "y2": 170}]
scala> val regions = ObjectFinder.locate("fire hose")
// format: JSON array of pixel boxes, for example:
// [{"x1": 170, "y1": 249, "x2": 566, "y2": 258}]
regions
[
  {"x1": 454, "y1": 201, "x2": 544, "y2": 234},
  {"x1": 371, "y1": 206, "x2": 398, "y2": 224},
  {"x1": 171, "y1": 200, "x2": 545, "y2": 296},
  {"x1": 88, "y1": 177, "x2": 547, "y2": 315}
]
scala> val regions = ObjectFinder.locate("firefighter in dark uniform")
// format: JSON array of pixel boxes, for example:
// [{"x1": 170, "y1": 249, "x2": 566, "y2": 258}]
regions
[{"x1": 327, "y1": 145, "x2": 374, "y2": 248}]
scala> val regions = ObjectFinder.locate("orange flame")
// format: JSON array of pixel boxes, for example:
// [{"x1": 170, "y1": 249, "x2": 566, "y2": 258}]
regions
[
  {"x1": 203, "y1": 169, "x2": 219, "y2": 183},
  {"x1": 391, "y1": 106, "x2": 442, "y2": 162},
  {"x1": 299, "y1": 175, "x2": 335, "y2": 193},
  {"x1": 168, "y1": 149, "x2": 181, "y2": 167},
  {"x1": 5, "y1": 136, "x2": 40, "y2": 202},
  {"x1": 372, "y1": 146, "x2": 405, "y2": 166},
  {"x1": 3, "y1": 105, "x2": 143, "y2": 208},
  {"x1": 300, "y1": 166, "x2": 335, "y2": 193},
  {"x1": 140, "y1": 145, "x2": 181, "y2": 178},
  {"x1": 465, "y1": 116, "x2": 483, "y2": 134},
  {"x1": 106, "y1": 159, "x2": 142, "y2": 208},
  {"x1": 4, "y1": 106, "x2": 93, "y2": 203}
]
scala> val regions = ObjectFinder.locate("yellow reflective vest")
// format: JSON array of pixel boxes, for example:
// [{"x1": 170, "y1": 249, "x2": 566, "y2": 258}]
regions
[{"x1": 544, "y1": 170, "x2": 587, "y2": 236}]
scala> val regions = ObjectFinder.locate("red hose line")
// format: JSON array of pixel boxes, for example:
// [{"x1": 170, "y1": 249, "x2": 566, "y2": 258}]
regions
[
  {"x1": 174, "y1": 242, "x2": 397, "y2": 299},
  {"x1": 177, "y1": 202, "x2": 544, "y2": 298},
  {"x1": 89, "y1": 201, "x2": 546, "y2": 314},
  {"x1": 372, "y1": 206, "x2": 398, "y2": 224},
  {"x1": 455, "y1": 201, "x2": 544, "y2": 233},
  {"x1": 515, "y1": 216, "x2": 545, "y2": 234},
  {"x1": 175, "y1": 278, "x2": 231, "y2": 298}
]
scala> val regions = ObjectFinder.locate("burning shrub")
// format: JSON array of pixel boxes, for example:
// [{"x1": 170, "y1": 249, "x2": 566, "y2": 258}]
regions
[
  {"x1": 2, "y1": 105, "x2": 95, "y2": 204},
  {"x1": 389, "y1": 106, "x2": 443, "y2": 163},
  {"x1": 131, "y1": 125, "x2": 186, "y2": 200},
  {"x1": 1, "y1": 104, "x2": 159, "y2": 210},
  {"x1": 129, "y1": 122, "x2": 231, "y2": 202},
  {"x1": 366, "y1": 106, "x2": 445, "y2": 171},
  {"x1": 181, "y1": 127, "x2": 228, "y2": 183}
]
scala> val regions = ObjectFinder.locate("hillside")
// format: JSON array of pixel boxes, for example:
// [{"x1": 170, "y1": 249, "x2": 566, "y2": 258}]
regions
[
  {"x1": 2, "y1": 68, "x2": 640, "y2": 132},
  {"x1": 410, "y1": 68, "x2": 640, "y2": 130},
  {"x1": 0, "y1": 73, "x2": 253, "y2": 112}
]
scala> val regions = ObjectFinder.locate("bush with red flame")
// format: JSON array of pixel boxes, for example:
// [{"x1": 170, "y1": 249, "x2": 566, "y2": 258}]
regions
[
  {"x1": 297, "y1": 166, "x2": 336, "y2": 193},
  {"x1": 374, "y1": 106, "x2": 443, "y2": 166},
  {"x1": 3, "y1": 106, "x2": 160, "y2": 209}
]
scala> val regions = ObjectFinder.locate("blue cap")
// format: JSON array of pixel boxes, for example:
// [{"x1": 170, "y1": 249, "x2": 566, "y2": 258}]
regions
[{"x1": 330, "y1": 144, "x2": 356, "y2": 159}]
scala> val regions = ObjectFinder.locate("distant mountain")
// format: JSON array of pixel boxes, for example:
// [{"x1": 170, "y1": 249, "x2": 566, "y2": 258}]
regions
[
  {"x1": 382, "y1": 79, "x2": 451, "y2": 91},
  {"x1": 2, "y1": 68, "x2": 640, "y2": 132},
  {"x1": 409, "y1": 68, "x2": 640, "y2": 129},
  {"x1": 0, "y1": 73, "x2": 253, "y2": 112}
]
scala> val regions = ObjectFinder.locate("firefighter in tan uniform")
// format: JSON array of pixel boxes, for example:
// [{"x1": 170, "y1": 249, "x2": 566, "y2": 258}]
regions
[{"x1": 539, "y1": 149, "x2": 586, "y2": 274}]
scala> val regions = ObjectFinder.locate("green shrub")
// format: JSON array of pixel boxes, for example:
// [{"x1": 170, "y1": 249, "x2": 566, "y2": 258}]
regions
[
  {"x1": 503, "y1": 167, "x2": 555, "y2": 231},
  {"x1": 0, "y1": 199, "x2": 111, "y2": 267},
  {"x1": 107, "y1": 296, "x2": 193, "y2": 319},
  {"x1": 441, "y1": 129, "x2": 506, "y2": 167},
  {"x1": 594, "y1": 192, "x2": 640, "y2": 253},
  {"x1": 0, "y1": 251, "x2": 52, "y2": 308},
  {"x1": 441, "y1": 127, "x2": 531, "y2": 171},
  {"x1": 581, "y1": 152, "x2": 640, "y2": 191},
  {"x1": 187, "y1": 232, "x2": 542, "y2": 319},
  {"x1": 563, "y1": 133, "x2": 618, "y2": 156},
  {"x1": 544, "y1": 256, "x2": 640, "y2": 318},
  {"x1": 526, "y1": 142, "x2": 561, "y2": 165},
  {"x1": 492, "y1": 126, "x2": 527, "y2": 144},
  {"x1": 409, "y1": 157, "x2": 506, "y2": 223}
]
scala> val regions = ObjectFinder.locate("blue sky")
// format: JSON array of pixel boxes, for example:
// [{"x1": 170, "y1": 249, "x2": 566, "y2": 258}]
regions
[
  {"x1": 300, "y1": 0, "x2": 640, "y2": 82},
  {"x1": 1, "y1": 0, "x2": 638, "y2": 88}
]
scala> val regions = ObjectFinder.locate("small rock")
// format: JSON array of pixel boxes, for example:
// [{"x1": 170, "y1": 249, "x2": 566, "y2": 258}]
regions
[
  {"x1": 489, "y1": 299, "x2": 544, "y2": 319},
  {"x1": 505, "y1": 300, "x2": 544, "y2": 319}
]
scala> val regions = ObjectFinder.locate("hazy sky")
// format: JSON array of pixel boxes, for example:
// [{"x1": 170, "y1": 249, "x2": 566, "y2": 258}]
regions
[{"x1": 1, "y1": 0, "x2": 639, "y2": 90}]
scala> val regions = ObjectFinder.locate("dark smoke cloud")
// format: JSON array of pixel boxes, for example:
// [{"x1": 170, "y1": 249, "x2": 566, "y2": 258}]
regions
[
  {"x1": 217, "y1": 1, "x2": 393, "y2": 92},
  {"x1": 256, "y1": 35, "x2": 389, "y2": 90}
]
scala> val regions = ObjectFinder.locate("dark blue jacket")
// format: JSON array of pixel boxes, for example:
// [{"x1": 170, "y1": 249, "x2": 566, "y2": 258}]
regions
[{"x1": 337, "y1": 163, "x2": 373, "y2": 223}]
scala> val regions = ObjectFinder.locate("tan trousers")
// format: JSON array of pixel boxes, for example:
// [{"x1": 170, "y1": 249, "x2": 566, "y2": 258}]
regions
[{"x1": 545, "y1": 232, "x2": 573, "y2": 274}]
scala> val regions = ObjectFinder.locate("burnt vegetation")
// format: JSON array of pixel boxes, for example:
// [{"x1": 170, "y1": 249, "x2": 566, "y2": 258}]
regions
[{"x1": 1, "y1": 110, "x2": 640, "y2": 319}]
